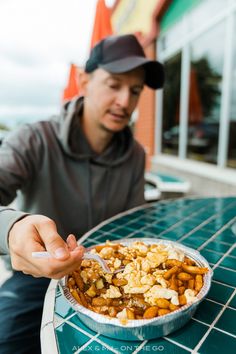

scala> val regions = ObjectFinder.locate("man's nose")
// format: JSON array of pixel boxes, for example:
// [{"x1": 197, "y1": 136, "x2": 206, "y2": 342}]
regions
[{"x1": 116, "y1": 88, "x2": 130, "y2": 108}]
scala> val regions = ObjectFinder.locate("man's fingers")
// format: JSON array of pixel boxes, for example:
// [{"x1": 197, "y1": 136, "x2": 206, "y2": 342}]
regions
[
  {"x1": 35, "y1": 219, "x2": 70, "y2": 260},
  {"x1": 67, "y1": 234, "x2": 78, "y2": 251}
]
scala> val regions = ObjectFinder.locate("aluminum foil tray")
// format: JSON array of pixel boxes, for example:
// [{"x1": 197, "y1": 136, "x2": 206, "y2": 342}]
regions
[{"x1": 59, "y1": 238, "x2": 213, "y2": 341}]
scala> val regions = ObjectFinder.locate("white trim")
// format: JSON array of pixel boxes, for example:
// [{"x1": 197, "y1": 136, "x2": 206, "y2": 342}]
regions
[
  {"x1": 158, "y1": 0, "x2": 236, "y2": 62},
  {"x1": 155, "y1": 89, "x2": 163, "y2": 154},
  {"x1": 217, "y1": 11, "x2": 235, "y2": 167},
  {"x1": 152, "y1": 154, "x2": 236, "y2": 186},
  {"x1": 41, "y1": 280, "x2": 59, "y2": 354},
  {"x1": 179, "y1": 43, "x2": 190, "y2": 159}
]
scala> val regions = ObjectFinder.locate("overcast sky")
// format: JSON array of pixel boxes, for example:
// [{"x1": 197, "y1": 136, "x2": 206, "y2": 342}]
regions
[{"x1": 0, "y1": 0, "x2": 98, "y2": 128}]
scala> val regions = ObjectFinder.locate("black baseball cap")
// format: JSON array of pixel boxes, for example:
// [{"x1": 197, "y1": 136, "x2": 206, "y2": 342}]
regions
[{"x1": 85, "y1": 34, "x2": 164, "y2": 89}]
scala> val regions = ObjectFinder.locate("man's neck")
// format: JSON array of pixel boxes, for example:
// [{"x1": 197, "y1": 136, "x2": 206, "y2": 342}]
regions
[{"x1": 81, "y1": 114, "x2": 113, "y2": 155}]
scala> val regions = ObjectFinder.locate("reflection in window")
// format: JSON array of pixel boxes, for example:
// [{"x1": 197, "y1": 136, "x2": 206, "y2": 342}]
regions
[
  {"x1": 162, "y1": 53, "x2": 181, "y2": 156},
  {"x1": 187, "y1": 23, "x2": 225, "y2": 164},
  {"x1": 228, "y1": 15, "x2": 236, "y2": 168}
]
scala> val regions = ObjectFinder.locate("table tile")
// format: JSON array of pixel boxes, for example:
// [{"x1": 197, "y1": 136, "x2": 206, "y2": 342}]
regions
[
  {"x1": 204, "y1": 241, "x2": 231, "y2": 254},
  {"x1": 214, "y1": 229, "x2": 236, "y2": 244},
  {"x1": 166, "y1": 319, "x2": 208, "y2": 349},
  {"x1": 193, "y1": 299, "x2": 222, "y2": 325},
  {"x1": 213, "y1": 267, "x2": 236, "y2": 287},
  {"x1": 69, "y1": 314, "x2": 97, "y2": 336},
  {"x1": 200, "y1": 250, "x2": 223, "y2": 265},
  {"x1": 229, "y1": 248, "x2": 236, "y2": 257},
  {"x1": 219, "y1": 256, "x2": 236, "y2": 271},
  {"x1": 143, "y1": 225, "x2": 167, "y2": 235},
  {"x1": 97, "y1": 336, "x2": 141, "y2": 354},
  {"x1": 160, "y1": 230, "x2": 181, "y2": 241},
  {"x1": 139, "y1": 338, "x2": 189, "y2": 353},
  {"x1": 198, "y1": 329, "x2": 236, "y2": 354},
  {"x1": 126, "y1": 221, "x2": 147, "y2": 230},
  {"x1": 99, "y1": 224, "x2": 119, "y2": 232},
  {"x1": 207, "y1": 281, "x2": 234, "y2": 304},
  {"x1": 214, "y1": 308, "x2": 236, "y2": 335},
  {"x1": 181, "y1": 237, "x2": 206, "y2": 248},
  {"x1": 79, "y1": 341, "x2": 114, "y2": 354},
  {"x1": 130, "y1": 231, "x2": 148, "y2": 238},
  {"x1": 229, "y1": 293, "x2": 236, "y2": 309},
  {"x1": 189, "y1": 229, "x2": 215, "y2": 240},
  {"x1": 56, "y1": 322, "x2": 90, "y2": 353},
  {"x1": 55, "y1": 294, "x2": 75, "y2": 319}
]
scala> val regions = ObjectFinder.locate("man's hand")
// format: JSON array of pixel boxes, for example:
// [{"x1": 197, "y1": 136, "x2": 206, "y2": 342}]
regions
[{"x1": 8, "y1": 215, "x2": 84, "y2": 279}]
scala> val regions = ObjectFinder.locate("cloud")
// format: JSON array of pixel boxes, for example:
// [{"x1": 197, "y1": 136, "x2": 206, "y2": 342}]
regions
[{"x1": 0, "y1": 0, "x2": 97, "y2": 127}]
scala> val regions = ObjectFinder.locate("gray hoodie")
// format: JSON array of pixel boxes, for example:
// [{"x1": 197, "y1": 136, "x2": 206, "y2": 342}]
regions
[{"x1": 0, "y1": 97, "x2": 145, "y2": 254}]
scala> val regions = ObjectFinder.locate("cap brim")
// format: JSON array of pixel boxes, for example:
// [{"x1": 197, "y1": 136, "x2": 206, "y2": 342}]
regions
[{"x1": 99, "y1": 56, "x2": 164, "y2": 89}]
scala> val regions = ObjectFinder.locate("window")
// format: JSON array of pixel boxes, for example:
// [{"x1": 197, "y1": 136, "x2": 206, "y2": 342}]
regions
[
  {"x1": 162, "y1": 52, "x2": 181, "y2": 156},
  {"x1": 227, "y1": 14, "x2": 236, "y2": 168},
  {"x1": 187, "y1": 23, "x2": 225, "y2": 164}
]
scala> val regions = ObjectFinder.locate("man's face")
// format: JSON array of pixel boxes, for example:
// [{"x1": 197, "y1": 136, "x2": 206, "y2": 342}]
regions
[{"x1": 84, "y1": 67, "x2": 144, "y2": 133}]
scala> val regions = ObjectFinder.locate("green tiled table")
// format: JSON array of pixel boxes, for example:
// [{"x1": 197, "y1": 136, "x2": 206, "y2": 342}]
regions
[{"x1": 41, "y1": 197, "x2": 236, "y2": 354}]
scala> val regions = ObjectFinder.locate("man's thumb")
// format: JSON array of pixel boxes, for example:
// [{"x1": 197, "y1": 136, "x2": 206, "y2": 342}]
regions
[{"x1": 36, "y1": 218, "x2": 70, "y2": 260}]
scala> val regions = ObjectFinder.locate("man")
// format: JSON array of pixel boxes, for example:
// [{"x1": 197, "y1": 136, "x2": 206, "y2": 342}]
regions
[{"x1": 0, "y1": 34, "x2": 164, "y2": 353}]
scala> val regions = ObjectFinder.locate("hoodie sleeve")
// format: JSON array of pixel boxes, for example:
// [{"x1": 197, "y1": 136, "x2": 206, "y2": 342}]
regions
[
  {"x1": 125, "y1": 142, "x2": 146, "y2": 210},
  {"x1": 0, "y1": 124, "x2": 43, "y2": 254}
]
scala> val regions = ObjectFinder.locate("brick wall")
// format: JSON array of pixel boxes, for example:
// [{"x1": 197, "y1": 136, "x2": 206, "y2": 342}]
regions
[{"x1": 134, "y1": 42, "x2": 156, "y2": 170}]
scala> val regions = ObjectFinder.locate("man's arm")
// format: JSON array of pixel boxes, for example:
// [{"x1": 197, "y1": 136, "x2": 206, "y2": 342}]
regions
[{"x1": 0, "y1": 125, "x2": 84, "y2": 278}]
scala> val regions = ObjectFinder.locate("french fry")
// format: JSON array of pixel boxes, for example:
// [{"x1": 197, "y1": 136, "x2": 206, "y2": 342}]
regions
[
  {"x1": 182, "y1": 264, "x2": 208, "y2": 274},
  {"x1": 158, "y1": 308, "x2": 170, "y2": 316},
  {"x1": 184, "y1": 257, "x2": 196, "y2": 266},
  {"x1": 92, "y1": 297, "x2": 111, "y2": 306},
  {"x1": 177, "y1": 279, "x2": 183, "y2": 286},
  {"x1": 126, "y1": 308, "x2": 135, "y2": 319},
  {"x1": 169, "y1": 303, "x2": 179, "y2": 311},
  {"x1": 188, "y1": 278, "x2": 195, "y2": 290},
  {"x1": 112, "y1": 278, "x2": 128, "y2": 286},
  {"x1": 95, "y1": 244, "x2": 119, "y2": 252},
  {"x1": 165, "y1": 259, "x2": 183, "y2": 268},
  {"x1": 178, "y1": 294, "x2": 187, "y2": 305},
  {"x1": 67, "y1": 277, "x2": 76, "y2": 289},
  {"x1": 169, "y1": 274, "x2": 178, "y2": 291},
  {"x1": 73, "y1": 271, "x2": 84, "y2": 291},
  {"x1": 195, "y1": 274, "x2": 203, "y2": 292},
  {"x1": 177, "y1": 272, "x2": 193, "y2": 281},
  {"x1": 155, "y1": 298, "x2": 170, "y2": 309},
  {"x1": 163, "y1": 266, "x2": 179, "y2": 280},
  {"x1": 79, "y1": 291, "x2": 88, "y2": 307},
  {"x1": 71, "y1": 289, "x2": 82, "y2": 305},
  {"x1": 178, "y1": 286, "x2": 186, "y2": 295},
  {"x1": 143, "y1": 306, "x2": 159, "y2": 319}
]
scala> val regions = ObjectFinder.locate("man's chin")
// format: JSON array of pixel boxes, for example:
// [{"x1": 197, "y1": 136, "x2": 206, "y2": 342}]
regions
[{"x1": 101, "y1": 123, "x2": 127, "y2": 133}]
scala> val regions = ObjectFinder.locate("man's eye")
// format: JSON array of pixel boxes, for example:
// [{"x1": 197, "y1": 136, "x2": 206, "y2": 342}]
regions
[
  {"x1": 131, "y1": 89, "x2": 142, "y2": 96},
  {"x1": 109, "y1": 84, "x2": 119, "y2": 90}
]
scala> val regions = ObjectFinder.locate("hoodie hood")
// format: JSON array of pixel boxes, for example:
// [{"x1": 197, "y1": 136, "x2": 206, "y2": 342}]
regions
[{"x1": 58, "y1": 96, "x2": 135, "y2": 167}]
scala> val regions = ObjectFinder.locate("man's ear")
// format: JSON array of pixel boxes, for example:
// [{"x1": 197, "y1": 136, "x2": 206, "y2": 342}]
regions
[{"x1": 78, "y1": 71, "x2": 90, "y2": 95}]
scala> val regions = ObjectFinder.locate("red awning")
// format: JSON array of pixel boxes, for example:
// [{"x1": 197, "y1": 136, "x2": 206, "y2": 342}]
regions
[
  {"x1": 62, "y1": 63, "x2": 80, "y2": 102},
  {"x1": 62, "y1": 0, "x2": 113, "y2": 102},
  {"x1": 90, "y1": 0, "x2": 113, "y2": 48}
]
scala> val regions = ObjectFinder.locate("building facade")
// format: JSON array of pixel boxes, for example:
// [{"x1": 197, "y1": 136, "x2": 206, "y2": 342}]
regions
[
  {"x1": 113, "y1": 0, "x2": 236, "y2": 195},
  {"x1": 154, "y1": 0, "x2": 236, "y2": 195}
]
